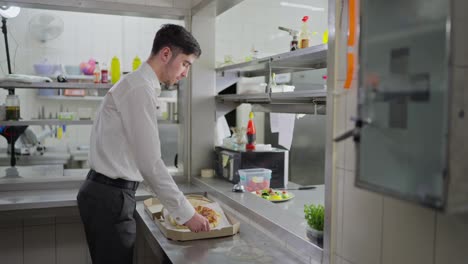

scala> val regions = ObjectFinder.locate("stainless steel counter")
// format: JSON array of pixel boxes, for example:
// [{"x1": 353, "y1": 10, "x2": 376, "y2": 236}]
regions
[
  {"x1": 191, "y1": 176, "x2": 324, "y2": 263},
  {"x1": 0, "y1": 176, "x2": 322, "y2": 264},
  {"x1": 0, "y1": 187, "x2": 152, "y2": 211},
  {"x1": 136, "y1": 199, "x2": 308, "y2": 264}
]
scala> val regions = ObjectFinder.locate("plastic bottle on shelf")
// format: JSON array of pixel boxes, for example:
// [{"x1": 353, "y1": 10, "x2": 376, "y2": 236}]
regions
[
  {"x1": 132, "y1": 56, "x2": 141, "y2": 71},
  {"x1": 93, "y1": 62, "x2": 101, "y2": 84},
  {"x1": 5, "y1": 94, "x2": 20, "y2": 120},
  {"x1": 299, "y1": 16, "x2": 310, "y2": 49},
  {"x1": 291, "y1": 33, "x2": 299, "y2": 51},
  {"x1": 101, "y1": 62, "x2": 108, "y2": 83},
  {"x1": 322, "y1": 30, "x2": 329, "y2": 44},
  {"x1": 322, "y1": 75, "x2": 328, "y2": 90},
  {"x1": 111, "y1": 56, "x2": 121, "y2": 84},
  {"x1": 246, "y1": 111, "x2": 256, "y2": 151}
]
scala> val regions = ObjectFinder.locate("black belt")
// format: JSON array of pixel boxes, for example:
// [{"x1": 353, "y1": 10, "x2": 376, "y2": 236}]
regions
[{"x1": 87, "y1": 170, "x2": 139, "y2": 191}]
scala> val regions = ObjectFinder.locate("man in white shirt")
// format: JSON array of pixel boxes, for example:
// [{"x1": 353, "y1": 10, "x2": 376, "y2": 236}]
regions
[{"x1": 77, "y1": 24, "x2": 209, "y2": 264}]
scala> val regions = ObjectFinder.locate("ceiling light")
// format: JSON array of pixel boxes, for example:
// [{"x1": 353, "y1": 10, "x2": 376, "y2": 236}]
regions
[{"x1": 280, "y1": 2, "x2": 324, "y2": 12}]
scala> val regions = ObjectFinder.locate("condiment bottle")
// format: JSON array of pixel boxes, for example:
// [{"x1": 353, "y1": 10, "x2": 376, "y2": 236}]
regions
[
  {"x1": 111, "y1": 56, "x2": 121, "y2": 84},
  {"x1": 246, "y1": 111, "x2": 256, "y2": 150},
  {"x1": 101, "y1": 62, "x2": 108, "y2": 83},
  {"x1": 299, "y1": 16, "x2": 310, "y2": 49},
  {"x1": 93, "y1": 62, "x2": 101, "y2": 83}
]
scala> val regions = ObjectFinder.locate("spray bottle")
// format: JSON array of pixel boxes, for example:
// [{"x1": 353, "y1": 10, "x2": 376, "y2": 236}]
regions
[{"x1": 246, "y1": 111, "x2": 256, "y2": 150}]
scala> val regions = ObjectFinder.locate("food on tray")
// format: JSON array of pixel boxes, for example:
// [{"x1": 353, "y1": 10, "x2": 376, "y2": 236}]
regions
[
  {"x1": 169, "y1": 205, "x2": 221, "y2": 229},
  {"x1": 254, "y1": 188, "x2": 291, "y2": 201}
]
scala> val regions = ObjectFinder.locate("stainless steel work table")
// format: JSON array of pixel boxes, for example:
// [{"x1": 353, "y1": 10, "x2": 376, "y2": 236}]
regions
[
  {"x1": 136, "y1": 193, "x2": 308, "y2": 264},
  {"x1": 0, "y1": 177, "x2": 321, "y2": 264},
  {"x1": 191, "y1": 176, "x2": 324, "y2": 263},
  {"x1": 0, "y1": 186, "x2": 152, "y2": 211}
]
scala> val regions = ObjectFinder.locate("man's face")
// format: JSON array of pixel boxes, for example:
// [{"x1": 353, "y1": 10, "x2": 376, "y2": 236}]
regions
[{"x1": 163, "y1": 50, "x2": 197, "y2": 86}]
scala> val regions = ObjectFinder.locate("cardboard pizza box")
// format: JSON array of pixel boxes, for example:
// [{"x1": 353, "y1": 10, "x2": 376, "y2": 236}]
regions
[{"x1": 144, "y1": 194, "x2": 240, "y2": 241}]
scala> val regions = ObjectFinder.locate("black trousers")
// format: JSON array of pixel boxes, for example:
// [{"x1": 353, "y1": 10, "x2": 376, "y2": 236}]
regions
[{"x1": 77, "y1": 170, "x2": 138, "y2": 264}]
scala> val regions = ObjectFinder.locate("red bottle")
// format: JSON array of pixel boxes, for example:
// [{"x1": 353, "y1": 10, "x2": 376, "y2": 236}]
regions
[{"x1": 246, "y1": 111, "x2": 256, "y2": 150}]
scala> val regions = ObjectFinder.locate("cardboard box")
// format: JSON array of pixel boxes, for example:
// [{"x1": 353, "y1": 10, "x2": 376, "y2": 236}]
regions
[{"x1": 144, "y1": 195, "x2": 240, "y2": 241}]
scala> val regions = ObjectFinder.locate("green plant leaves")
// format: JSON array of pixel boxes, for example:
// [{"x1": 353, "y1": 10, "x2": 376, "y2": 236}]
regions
[{"x1": 304, "y1": 204, "x2": 324, "y2": 231}]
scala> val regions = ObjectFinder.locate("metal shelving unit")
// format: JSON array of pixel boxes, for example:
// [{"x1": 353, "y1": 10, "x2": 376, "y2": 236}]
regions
[
  {"x1": 216, "y1": 90, "x2": 326, "y2": 104},
  {"x1": 215, "y1": 45, "x2": 328, "y2": 116},
  {"x1": 216, "y1": 44, "x2": 327, "y2": 77},
  {"x1": 0, "y1": 120, "x2": 94, "y2": 126},
  {"x1": 37, "y1": 95, "x2": 104, "y2": 101},
  {"x1": 0, "y1": 82, "x2": 111, "y2": 126},
  {"x1": 0, "y1": 82, "x2": 112, "y2": 90}
]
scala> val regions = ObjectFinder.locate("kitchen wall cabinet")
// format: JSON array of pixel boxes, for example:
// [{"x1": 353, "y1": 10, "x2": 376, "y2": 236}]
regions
[
  {"x1": 0, "y1": 227, "x2": 23, "y2": 264},
  {"x1": 24, "y1": 223, "x2": 56, "y2": 264},
  {"x1": 56, "y1": 222, "x2": 88, "y2": 264}
]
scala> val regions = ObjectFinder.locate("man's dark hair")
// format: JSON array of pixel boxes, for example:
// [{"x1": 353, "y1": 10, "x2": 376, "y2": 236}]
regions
[{"x1": 151, "y1": 24, "x2": 201, "y2": 58}]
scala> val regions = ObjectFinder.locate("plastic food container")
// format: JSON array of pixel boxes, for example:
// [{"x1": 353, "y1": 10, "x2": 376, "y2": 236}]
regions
[
  {"x1": 33, "y1": 63, "x2": 58, "y2": 75},
  {"x1": 238, "y1": 168, "x2": 272, "y2": 192},
  {"x1": 58, "y1": 112, "x2": 76, "y2": 120}
]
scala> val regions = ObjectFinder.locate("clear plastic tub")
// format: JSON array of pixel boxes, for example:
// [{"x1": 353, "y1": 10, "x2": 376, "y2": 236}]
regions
[{"x1": 238, "y1": 168, "x2": 272, "y2": 192}]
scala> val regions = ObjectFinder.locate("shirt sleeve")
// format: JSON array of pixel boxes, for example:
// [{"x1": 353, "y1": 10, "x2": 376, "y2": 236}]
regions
[{"x1": 113, "y1": 85, "x2": 195, "y2": 224}]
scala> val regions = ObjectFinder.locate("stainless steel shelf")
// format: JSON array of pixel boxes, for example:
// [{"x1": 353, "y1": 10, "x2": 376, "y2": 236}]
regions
[
  {"x1": 216, "y1": 44, "x2": 327, "y2": 77},
  {"x1": 0, "y1": 82, "x2": 112, "y2": 90},
  {"x1": 0, "y1": 120, "x2": 94, "y2": 126},
  {"x1": 216, "y1": 90, "x2": 327, "y2": 104},
  {"x1": 0, "y1": 119, "x2": 178, "y2": 126},
  {"x1": 216, "y1": 93, "x2": 270, "y2": 103},
  {"x1": 37, "y1": 96, "x2": 104, "y2": 101}
]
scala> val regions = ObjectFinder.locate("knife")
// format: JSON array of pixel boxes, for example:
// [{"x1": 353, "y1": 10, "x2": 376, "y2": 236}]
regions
[{"x1": 278, "y1": 186, "x2": 316, "y2": 190}]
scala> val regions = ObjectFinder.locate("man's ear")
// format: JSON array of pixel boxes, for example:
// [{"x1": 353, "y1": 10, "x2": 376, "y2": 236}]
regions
[{"x1": 159, "y1": 47, "x2": 172, "y2": 64}]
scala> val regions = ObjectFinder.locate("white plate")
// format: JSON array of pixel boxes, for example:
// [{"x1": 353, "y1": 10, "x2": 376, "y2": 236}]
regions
[{"x1": 251, "y1": 190, "x2": 295, "y2": 203}]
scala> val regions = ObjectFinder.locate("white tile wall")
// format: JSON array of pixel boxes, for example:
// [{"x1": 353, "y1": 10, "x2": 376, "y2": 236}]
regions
[
  {"x1": 453, "y1": 0, "x2": 468, "y2": 66},
  {"x1": 381, "y1": 197, "x2": 435, "y2": 264},
  {"x1": 334, "y1": 81, "x2": 347, "y2": 170},
  {"x1": 341, "y1": 169, "x2": 383, "y2": 264},
  {"x1": 435, "y1": 213, "x2": 468, "y2": 264},
  {"x1": 215, "y1": 0, "x2": 328, "y2": 64},
  {"x1": 334, "y1": 254, "x2": 355, "y2": 264},
  {"x1": 344, "y1": 81, "x2": 357, "y2": 172},
  {"x1": 56, "y1": 223, "x2": 88, "y2": 264},
  {"x1": 0, "y1": 227, "x2": 23, "y2": 264},
  {"x1": 334, "y1": 168, "x2": 345, "y2": 256},
  {"x1": 24, "y1": 224, "x2": 55, "y2": 264}
]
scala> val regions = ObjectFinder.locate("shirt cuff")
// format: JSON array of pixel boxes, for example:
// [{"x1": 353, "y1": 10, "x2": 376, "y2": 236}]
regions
[{"x1": 170, "y1": 198, "x2": 196, "y2": 225}]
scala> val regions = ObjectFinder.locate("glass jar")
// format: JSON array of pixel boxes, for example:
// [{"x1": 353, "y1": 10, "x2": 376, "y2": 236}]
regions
[{"x1": 5, "y1": 94, "x2": 20, "y2": 120}]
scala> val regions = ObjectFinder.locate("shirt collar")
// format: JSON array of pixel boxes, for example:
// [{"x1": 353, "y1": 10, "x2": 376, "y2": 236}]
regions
[{"x1": 139, "y1": 62, "x2": 161, "y2": 95}]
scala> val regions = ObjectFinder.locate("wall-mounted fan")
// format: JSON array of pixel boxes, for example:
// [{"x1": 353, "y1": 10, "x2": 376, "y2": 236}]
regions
[{"x1": 28, "y1": 13, "x2": 64, "y2": 42}]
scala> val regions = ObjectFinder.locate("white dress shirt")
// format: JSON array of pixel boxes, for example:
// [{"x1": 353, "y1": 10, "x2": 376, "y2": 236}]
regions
[{"x1": 89, "y1": 62, "x2": 195, "y2": 224}]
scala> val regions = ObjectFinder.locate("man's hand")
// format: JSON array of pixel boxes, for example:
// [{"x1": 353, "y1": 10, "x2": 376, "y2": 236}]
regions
[{"x1": 184, "y1": 213, "x2": 210, "y2": 232}]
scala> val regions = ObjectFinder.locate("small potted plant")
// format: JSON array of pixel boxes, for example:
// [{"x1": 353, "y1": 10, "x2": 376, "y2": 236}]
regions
[{"x1": 304, "y1": 204, "x2": 324, "y2": 241}]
